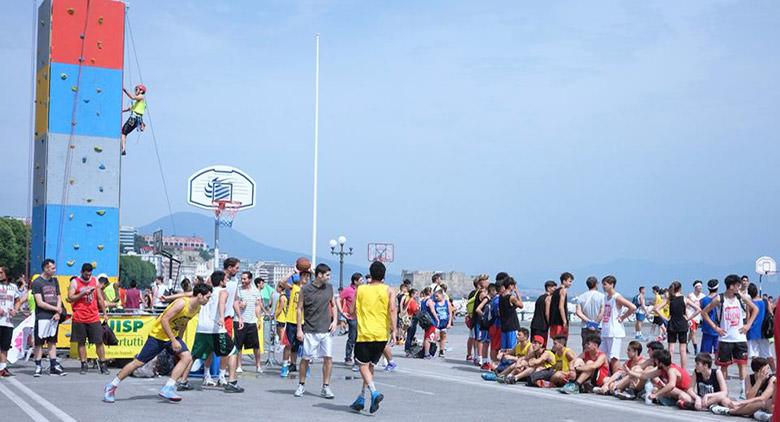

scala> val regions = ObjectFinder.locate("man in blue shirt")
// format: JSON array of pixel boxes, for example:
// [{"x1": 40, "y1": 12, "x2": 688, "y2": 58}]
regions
[
  {"x1": 699, "y1": 279, "x2": 720, "y2": 354},
  {"x1": 747, "y1": 283, "x2": 774, "y2": 363}
]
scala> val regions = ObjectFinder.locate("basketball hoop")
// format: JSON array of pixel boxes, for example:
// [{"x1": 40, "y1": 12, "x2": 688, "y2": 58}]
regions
[{"x1": 214, "y1": 200, "x2": 242, "y2": 228}]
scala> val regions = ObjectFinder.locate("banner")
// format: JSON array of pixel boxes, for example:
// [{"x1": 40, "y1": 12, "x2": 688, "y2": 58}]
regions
[{"x1": 7, "y1": 314, "x2": 35, "y2": 364}]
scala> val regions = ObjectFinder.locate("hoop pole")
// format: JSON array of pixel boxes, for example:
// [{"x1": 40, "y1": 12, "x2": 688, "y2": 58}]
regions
[
  {"x1": 311, "y1": 33, "x2": 320, "y2": 264},
  {"x1": 214, "y1": 208, "x2": 220, "y2": 272}
]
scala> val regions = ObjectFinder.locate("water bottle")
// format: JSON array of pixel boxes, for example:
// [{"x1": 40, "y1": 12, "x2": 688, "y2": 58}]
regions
[{"x1": 644, "y1": 380, "x2": 653, "y2": 405}]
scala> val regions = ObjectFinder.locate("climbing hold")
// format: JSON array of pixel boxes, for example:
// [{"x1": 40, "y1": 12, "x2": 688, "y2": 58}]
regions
[
  {"x1": 90, "y1": 58, "x2": 95, "y2": 64},
  {"x1": 97, "y1": 41, "x2": 103, "y2": 49},
  {"x1": 71, "y1": 85, "x2": 78, "y2": 92},
  {"x1": 96, "y1": 210, "x2": 106, "y2": 216},
  {"x1": 73, "y1": 243, "x2": 80, "y2": 250},
  {"x1": 78, "y1": 56, "x2": 84, "y2": 63},
  {"x1": 96, "y1": 112, "x2": 100, "y2": 116},
  {"x1": 86, "y1": 223, "x2": 93, "y2": 228},
  {"x1": 83, "y1": 98, "x2": 90, "y2": 103},
  {"x1": 80, "y1": 33, "x2": 85, "y2": 40},
  {"x1": 86, "y1": 198, "x2": 93, "y2": 203},
  {"x1": 97, "y1": 244, "x2": 104, "y2": 251},
  {"x1": 98, "y1": 186, "x2": 104, "y2": 192},
  {"x1": 96, "y1": 88, "x2": 102, "y2": 93},
  {"x1": 68, "y1": 213, "x2": 74, "y2": 220},
  {"x1": 98, "y1": 16, "x2": 104, "y2": 24},
  {"x1": 60, "y1": 73, "x2": 67, "y2": 80},
  {"x1": 94, "y1": 146, "x2": 103, "y2": 153},
  {"x1": 91, "y1": 262, "x2": 97, "y2": 268},
  {"x1": 81, "y1": 157, "x2": 87, "y2": 163},
  {"x1": 98, "y1": 163, "x2": 106, "y2": 170},
  {"x1": 67, "y1": 260, "x2": 75, "y2": 267},
  {"x1": 35, "y1": 164, "x2": 39, "y2": 169},
  {"x1": 69, "y1": 144, "x2": 76, "y2": 149},
  {"x1": 67, "y1": 8, "x2": 75, "y2": 15},
  {"x1": 71, "y1": 121, "x2": 77, "y2": 126},
  {"x1": 68, "y1": 179, "x2": 75, "y2": 185}
]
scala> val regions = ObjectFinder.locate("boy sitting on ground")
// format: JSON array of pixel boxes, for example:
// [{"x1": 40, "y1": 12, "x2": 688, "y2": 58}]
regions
[
  {"x1": 559, "y1": 335, "x2": 610, "y2": 394},
  {"x1": 505, "y1": 335, "x2": 554, "y2": 384},
  {"x1": 688, "y1": 352, "x2": 728, "y2": 411},
  {"x1": 594, "y1": 340, "x2": 645, "y2": 395},
  {"x1": 540, "y1": 336, "x2": 577, "y2": 388},
  {"x1": 644, "y1": 349, "x2": 695, "y2": 407},
  {"x1": 710, "y1": 357, "x2": 775, "y2": 420},
  {"x1": 614, "y1": 341, "x2": 665, "y2": 400},
  {"x1": 490, "y1": 328, "x2": 531, "y2": 379}
]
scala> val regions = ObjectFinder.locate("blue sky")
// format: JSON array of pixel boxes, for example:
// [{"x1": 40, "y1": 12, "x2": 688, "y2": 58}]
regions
[{"x1": 2, "y1": 1, "x2": 779, "y2": 283}]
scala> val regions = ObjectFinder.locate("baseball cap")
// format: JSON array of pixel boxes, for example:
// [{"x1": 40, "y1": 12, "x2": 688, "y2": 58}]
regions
[{"x1": 532, "y1": 335, "x2": 545, "y2": 344}]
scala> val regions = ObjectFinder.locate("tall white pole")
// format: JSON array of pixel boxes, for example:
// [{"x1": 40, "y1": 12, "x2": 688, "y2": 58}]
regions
[{"x1": 311, "y1": 34, "x2": 320, "y2": 264}]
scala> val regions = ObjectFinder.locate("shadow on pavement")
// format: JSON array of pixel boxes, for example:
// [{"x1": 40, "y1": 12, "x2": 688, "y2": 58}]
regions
[{"x1": 312, "y1": 402, "x2": 361, "y2": 415}]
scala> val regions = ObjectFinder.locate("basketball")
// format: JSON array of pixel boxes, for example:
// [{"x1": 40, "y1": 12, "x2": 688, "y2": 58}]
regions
[{"x1": 296, "y1": 257, "x2": 312, "y2": 272}]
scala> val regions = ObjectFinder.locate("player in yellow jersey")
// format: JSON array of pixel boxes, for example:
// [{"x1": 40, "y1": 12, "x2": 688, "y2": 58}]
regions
[
  {"x1": 103, "y1": 283, "x2": 212, "y2": 403},
  {"x1": 279, "y1": 270, "x2": 310, "y2": 377},
  {"x1": 348, "y1": 261, "x2": 396, "y2": 414},
  {"x1": 121, "y1": 84, "x2": 146, "y2": 155}
]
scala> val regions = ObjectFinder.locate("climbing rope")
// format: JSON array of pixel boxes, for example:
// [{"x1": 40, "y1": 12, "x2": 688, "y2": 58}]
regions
[{"x1": 125, "y1": 12, "x2": 177, "y2": 235}]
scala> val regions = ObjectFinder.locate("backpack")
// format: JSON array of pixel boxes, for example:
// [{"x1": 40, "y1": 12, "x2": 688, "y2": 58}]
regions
[
  {"x1": 761, "y1": 298, "x2": 774, "y2": 339},
  {"x1": 465, "y1": 292, "x2": 478, "y2": 329},
  {"x1": 416, "y1": 299, "x2": 434, "y2": 330},
  {"x1": 132, "y1": 358, "x2": 158, "y2": 378},
  {"x1": 632, "y1": 294, "x2": 641, "y2": 307},
  {"x1": 479, "y1": 300, "x2": 494, "y2": 329},
  {"x1": 718, "y1": 293, "x2": 747, "y2": 328},
  {"x1": 155, "y1": 350, "x2": 175, "y2": 376}
]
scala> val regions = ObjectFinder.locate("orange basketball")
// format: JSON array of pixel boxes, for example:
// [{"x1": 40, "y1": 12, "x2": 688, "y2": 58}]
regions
[{"x1": 296, "y1": 257, "x2": 312, "y2": 272}]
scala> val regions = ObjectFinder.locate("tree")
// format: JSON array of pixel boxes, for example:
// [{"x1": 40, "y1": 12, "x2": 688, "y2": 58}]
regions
[
  {"x1": 133, "y1": 234, "x2": 149, "y2": 253},
  {"x1": 0, "y1": 217, "x2": 30, "y2": 278},
  {"x1": 119, "y1": 255, "x2": 157, "y2": 290},
  {"x1": 198, "y1": 248, "x2": 213, "y2": 262}
]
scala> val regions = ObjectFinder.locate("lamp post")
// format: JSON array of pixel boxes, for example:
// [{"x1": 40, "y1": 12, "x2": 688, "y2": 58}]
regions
[{"x1": 329, "y1": 236, "x2": 352, "y2": 290}]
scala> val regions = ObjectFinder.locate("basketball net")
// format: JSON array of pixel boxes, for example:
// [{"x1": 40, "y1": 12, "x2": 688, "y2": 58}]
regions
[{"x1": 214, "y1": 200, "x2": 241, "y2": 228}]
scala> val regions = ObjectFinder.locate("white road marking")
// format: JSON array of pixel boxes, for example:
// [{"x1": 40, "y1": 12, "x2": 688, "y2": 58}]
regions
[
  {"x1": 396, "y1": 367, "x2": 724, "y2": 422},
  {"x1": 0, "y1": 380, "x2": 50, "y2": 422},
  {"x1": 375, "y1": 381, "x2": 434, "y2": 396},
  {"x1": 7, "y1": 378, "x2": 77, "y2": 422}
]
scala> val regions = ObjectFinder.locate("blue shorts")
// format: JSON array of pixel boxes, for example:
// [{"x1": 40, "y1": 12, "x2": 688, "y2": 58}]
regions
[
  {"x1": 136, "y1": 336, "x2": 188, "y2": 364},
  {"x1": 701, "y1": 333, "x2": 719, "y2": 354},
  {"x1": 473, "y1": 324, "x2": 490, "y2": 343},
  {"x1": 500, "y1": 331, "x2": 517, "y2": 350},
  {"x1": 636, "y1": 313, "x2": 646, "y2": 322},
  {"x1": 285, "y1": 323, "x2": 302, "y2": 354}
]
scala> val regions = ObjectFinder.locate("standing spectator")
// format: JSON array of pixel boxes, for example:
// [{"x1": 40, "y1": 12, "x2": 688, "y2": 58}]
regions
[
  {"x1": 99, "y1": 275, "x2": 119, "y2": 311},
  {"x1": 68, "y1": 263, "x2": 110, "y2": 374},
  {"x1": 600, "y1": 275, "x2": 636, "y2": 372},
  {"x1": 32, "y1": 259, "x2": 66, "y2": 377},
  {"x1": 700, "y1": 274, "x2": 758, "y2": 383},
  {"x1": 404, "y1": 288, "x2": 420, "y2": 358},
  {"x1": 699, "y1": 279, "x2": 720, "y2": 354},
  {"x1": 747, "y1": 283, "x2": 775, "y2": 371},
  {"x1": 254, "y1": 277, "x2": 274, "y2": 368},
  {"x1": 424, "y1": 289, "x2": 451, "y2": 358},
  {"x1": 0, "y1": 266, "x2": 23, "y2": 376},
  {"x1": 124, "y1": 280, "x2": 142, "y2": 311},
  {"x1": 498, "y1": 277, "x2": 523, "y2": 352},
  {"x1": 429, "y1": 273, "x2": 443, "y2": 294},
  {"x1": 341, "y1": 273, "x2": 361, "y2": 365},
  {"x1": 530, "y1": 280, "x2": 556, "y2": 348},
  {"x1": 549, "y1": 272, "x2": 573, "y2": 340},
  {"x1": 653, "y1": 281, "x2": 700, "y2": 370},
  {"x1": 687, "y1": 281, "x2": 705, "y2": 354},
  {"x1": 632, "y1": 286, "x2": 648, "y2": 340},
  {"x1": 152, "y1": 276, "x2": 165, "y2": 307},
  {"x1": 574, "y1": 276, "x2": 605, "y2": 349},
  {"x1": 235, "y1": 271, "x2": 262, "y2": 374}
]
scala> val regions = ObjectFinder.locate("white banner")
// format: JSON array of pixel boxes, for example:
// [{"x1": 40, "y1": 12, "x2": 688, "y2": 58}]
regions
[{"x1": 7, "y1": 314, "x2": 35, "y2": 364}]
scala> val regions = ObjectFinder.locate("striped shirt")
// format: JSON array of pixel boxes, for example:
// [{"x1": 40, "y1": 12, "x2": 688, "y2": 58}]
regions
[{"x1": 237, "y1": 286, "x2": 261, "y2": 324}]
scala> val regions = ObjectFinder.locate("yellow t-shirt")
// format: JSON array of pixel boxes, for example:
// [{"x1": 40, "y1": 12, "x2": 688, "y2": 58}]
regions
[
  {"x1": 275, "y1": 294, "x2": 287, "y2": 324},
  {"x1": 149, "y1": 297, "x2": 199, "y2": 341},
  {"x1": 513, "y1": 341, "x2": 531, "y2": 358},
  {"x1": 131, "y1": 99, "x2": 146, "y2": 115},
  {"x1": 356, "y1": 283, "x2": 390, "y2": 342},
  {"x1": 554, "y1": 347, "x2": 573, "y2": 372},
  {"x1": 655, "y1": 293, "x2": 670, "y2": 318},
  {"x1": 285, "y1": 284, "x2": 302, "y2": 324},
  {"x1": 541, "y1": 350, "x2": 557, "y2": 369}
]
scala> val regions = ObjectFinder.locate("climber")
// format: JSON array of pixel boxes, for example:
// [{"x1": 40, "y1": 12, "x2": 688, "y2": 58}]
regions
[{"x1": 120, "y1": 84, "x2": 146, "y2": 156}]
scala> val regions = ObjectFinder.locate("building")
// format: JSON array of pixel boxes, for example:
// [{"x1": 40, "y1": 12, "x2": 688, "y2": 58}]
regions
[
  {"x1": 119, "y1": 225, "x2": 136, "y2": 253},
  {"x1": 142, "y1": 234, "x2": 207, "y2": 251},
  {"x1": 251, "y1": 261, "x2": 295, "y2": 285},
  {"x1": 401, "y1": 270, "x2": 474, "y2": 298}
]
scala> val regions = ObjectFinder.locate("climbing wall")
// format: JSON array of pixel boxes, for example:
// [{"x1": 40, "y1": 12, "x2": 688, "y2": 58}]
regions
[{"x1": 31, "y1": 0, "x2": 125, "y2": 278}]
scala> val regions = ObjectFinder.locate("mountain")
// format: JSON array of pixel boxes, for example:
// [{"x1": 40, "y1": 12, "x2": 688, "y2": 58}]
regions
[{"x1": 138, "y1": 212, "x2": 391, "y2": 283}]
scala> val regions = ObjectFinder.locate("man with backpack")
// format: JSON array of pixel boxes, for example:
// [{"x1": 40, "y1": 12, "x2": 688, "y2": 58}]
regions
[
  {"x1": 632, "y1": 286, "x2": 648, "y2": 341},
  {"x1": 700, "y1": 274, "x2": 759, "y2": 382},
  {"x1": 746, "y1": 283, "x2": 775, "y2": 371},
  {"x1": 475, "y1": 282, "x2": 498, "y2": 369}
]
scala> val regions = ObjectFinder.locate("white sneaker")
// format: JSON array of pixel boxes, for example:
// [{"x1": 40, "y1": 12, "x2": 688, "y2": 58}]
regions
[
  {"x1": 236, "y1": 367, "x2": 244, "y2": 374},
  {"x1": 321, "y1": 385, "x2": 335, "y2": 399},
  {"x1": 294, "y1": 384, "x2": 305, "y2": 397},
  {"x1": 202, "y1": 377, "x2": 217, "y2": 387},
  {"x1": 256, "y1": 366, "x2": 264, "y2": 374},
  {"x1": 753, "y1": 410, "x2": 771, "y2": 421},
  {"x1": 710, "y1": 405, "x2": 731, "y2": 416},
  {"x1": 593, "y1": 387, "x2": 605, "y2": 395},
  {"x1": 218, "y1": 376, "x2": 227, "y2": 386}
]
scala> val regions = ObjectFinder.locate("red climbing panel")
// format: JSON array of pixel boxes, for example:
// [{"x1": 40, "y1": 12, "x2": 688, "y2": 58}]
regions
[{"x1": 49, "y1": 0, "x2": 125, "y2": 70}]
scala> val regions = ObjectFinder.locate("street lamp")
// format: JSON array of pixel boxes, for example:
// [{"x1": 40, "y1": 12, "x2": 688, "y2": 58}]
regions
[{"x1": 330, "y1": 235, "x2": 352, "y2": 290}]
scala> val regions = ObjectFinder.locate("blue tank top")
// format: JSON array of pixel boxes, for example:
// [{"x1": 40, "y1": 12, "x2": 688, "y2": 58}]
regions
[
  {"x1": 700, "y1": 296, "x2": 718, "y2": 336},
  {"x1": 434, "y1": 299, "x2": 450, "y2": 327},
  {"x1": 747, "y1": 299, "x2": 765, "y2": 341}
]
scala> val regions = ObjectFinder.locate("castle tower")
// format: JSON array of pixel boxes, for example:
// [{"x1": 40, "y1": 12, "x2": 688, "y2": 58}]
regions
[{"x1": 31, "y1": 0, "x2": 125, "y2": 280}]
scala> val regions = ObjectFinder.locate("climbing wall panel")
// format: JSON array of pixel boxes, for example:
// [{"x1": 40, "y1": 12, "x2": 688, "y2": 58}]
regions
[
  {"x1": 50, "y1": 0, "x2": 125, "y2": 70},
  {"x1": 36, "y1": 0, "x2": 52, "y2": 71}
]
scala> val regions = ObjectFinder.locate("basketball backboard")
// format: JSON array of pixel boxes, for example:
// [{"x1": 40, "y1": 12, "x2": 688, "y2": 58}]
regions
[
  {"x1": 152, "y1": 229, "x2": 163, "y2": 254},
  {"x1": 188, "y1": 165, "x2": 256, "y2": 210},
  {"x1": 368, "y1": 243, "x2": 394, "y2": 263},
  {"x1": 756, "y1": 256, "x2": 777, "y2": 275}
]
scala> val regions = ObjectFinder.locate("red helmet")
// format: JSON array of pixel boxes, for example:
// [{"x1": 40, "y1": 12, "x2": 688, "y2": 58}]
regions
[{"x1": 135, "y1": 83, "x2": 147, "y2": 94}]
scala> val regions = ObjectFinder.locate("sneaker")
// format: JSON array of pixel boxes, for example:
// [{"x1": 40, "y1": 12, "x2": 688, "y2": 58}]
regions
[
  {"x1": 351, "y1": 365, "x2": 359, "y2": 372},
  {"x1": 50, "y1": 364, "x2": 67, "y2": 376},
  {"x1": 280, "y1": 365, "x2": 289, "y2": 378},
  {"x1": 33, "y1": 366, "x2": 42, "y2": 377},
  {"x1": 289, "y1": 364, "x2": 298, "y2": 373},
  {"x1": 369, "y1": 391, "x2": 384, "y2": 414},
  {"x1": 505, "y1": 375, "x2": 517, "y2": 385},
  {"x1": 294, "y1": 384, "x2": 305, "y2": 397},
  {"x1": 385, "y1": 361, "x2": 397, "y2": 372},
  {"x1": 224, "y1": 382, "x2": 244, "y2": 393},
  {"x1": 753, "y1": 410, "x2": 772, "y2": 421},
  {"x1": 103, "y1": 383, "x2": 117, "y2": 403},
  {"x1": 202, "y1": 377, "x2": 218, "y2": 387},
  {"x1": 580, "y1": 381, "x2": 594, "y2": 394},
  {"x1": 466, "y1": 354, "x2": 473, "y2": 362},
  {"x1": 176, "y1": 381, "x2": 193, "y2": 391},
  {"x1": 615, "y1": 390, "x2": 637, "y2": 400},
  {"x1": 217, "y1": 376, "x2": 227, "y2": 386},
  {"x1": 593, "y1": 386, "x2": 605, "y2": 395},
  {"x1": 710, "y1": 405, "x2": 731, "y2": 416},
  {"x1": 404, "y1": 352, "x2": 413, "y2": 358},
  {"x1": 496, "y1": 375, "x2": 506, "y2": 384},
  {"x1": 236, "y1": 367, "x2": 244, "y2": 374},
  {"x1": 345, "y1": 358, "x2": 353, "y2": 365},
  {"x1": 80, "y1": 362, "x2": 89, "y2": 375},
  {"x1": 559, "y1": 382, "x2": 579, "y2": 395},
  {"x1": 423, "y1": 355, "x2": 433, "y2": 360},
  {"x1": 350, "y1": 395, "x2": 365, "y2": 412},
  {"x1": 321, "y1": 385, "x2": 335, "y2": 399},
  {"x1": 535, "y1": 380, "x2": 552, "y2": 388},
  {"x1": 438, "y1": 351, "x2": 445, "y2": 358},
  {"x1": 256, "y1": 366, "x2": 264, "y2": 374},
  {"x1": 0, "y1": 368, "x2": 13, "y2": 377},
  {"x1": 158, "y1": 385, "x2": 182, "y2": 402},
  {"x1": 481, "y1": 372, "x2": 497, "y2": 381},
  {"x1": 99, "y1": 362, "x2": 110, "y2": 375},
  {"x1": 480, "y1": 362, "x2": 492, "y2": 371}
]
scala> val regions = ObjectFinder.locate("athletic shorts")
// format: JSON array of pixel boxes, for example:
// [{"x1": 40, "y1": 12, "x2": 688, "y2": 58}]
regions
[
  {"x1": 285, "y1": 323, "x2": 303, "y2": 353},
  {"x1": 600, "y1": 336, "x2": 622, "y2": 360},
  {"x1": 500, "y1": 331, "x2": 517, "y2": 351},
  {"x1": 354, "y1": 341, "x2": 385, "y2": 365},
  {"x1": 191, "y1": 332, "x2": 236, "y2": 359},
  {"x1": 716, "y1": 341, "x2": 748, "y2": 366},
  {"x1": 424, "y1": 326, "x2": 437, "y2": 341},
  {"x1": 689, "y1": 320, "x2": 699, "y2": 331},
  {"x1": 474, "y1": 324, "x2": 489, "y2": 343},
  {"x1": 224, "y1": 317, "x2": 234, "y2": 338},
  {"x1": 527, "y1": 368, "x2": 556, "y2": 386},
  {"x1": 136, "y1": 336, "x2": 188, "y2": 364},
  {"x1": 653, "y1": 316, "x2": 664, "y2": 326},
  {"x1": 0, "y1": 326, "x2": 12, "y2": 352},
  {"x1": 33, "y1": 319, "x2": 59, "y2": 346},
  {"x1": 667, "y1": 330, "x2": 688, "y2": 344},
  {"x1": 701, "y1": 333, "x2": 719, "y2": 354},
  {"x1": 122, "y1": 114, "x2": 143, "y2": 135},
  {"x1": 591, "y1": 364, "x2": 609, "y2": 387},
  {"x1": 530, "y1": 329, "x2": 548, "y2": 348},
  {"x1": 233, "y1": 322, "x2": 260, "y2": 350},
  {"x1": 636, "y1": 313, "x2": 646, "y2": 322},
  {"x1": 549, "y1": 325, "x2": 568, "y2": 338},
  {"x1": 748, "y1": 339, "x2": 775, "y2": 359},
  {"x1": 301, "y1": 332, "x2": 333, "y2": 360},
  {"x1": 70, "y1": 321, "x2": 103, "y2": 345},
  {"x1": 489, "y1": 326, "x2": 502, "y2": 351}
]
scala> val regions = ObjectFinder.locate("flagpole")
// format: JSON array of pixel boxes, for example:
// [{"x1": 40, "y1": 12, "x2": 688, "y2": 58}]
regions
[{"x1": 311, "y1": 33, "x2": 320, "y2": 264}]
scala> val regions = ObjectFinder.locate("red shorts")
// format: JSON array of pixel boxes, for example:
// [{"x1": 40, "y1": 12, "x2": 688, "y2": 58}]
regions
[
  {"x1": 425, "y1": 326, "x2": 437, "y2": 341},
  {"x1": 689, "y1": 320, "x2": 699, "y2": 331},
  {"x1": 489, "y1": 326, "x2": 501, "y2": 351},
  {"x1": 225, "y1": 317, "x2": 234, "y2": 338},
  {"x1": 549, "y1": 325, "x2": 568, "y2": 338},
  {"x1": 593, "y1": 365, "x2": 609, "y2": 387}
]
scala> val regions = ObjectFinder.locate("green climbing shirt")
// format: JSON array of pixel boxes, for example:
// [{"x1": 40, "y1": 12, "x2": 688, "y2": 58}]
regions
[{"x1": 131, "y1": 98, "x2": 146, "y2": 115}]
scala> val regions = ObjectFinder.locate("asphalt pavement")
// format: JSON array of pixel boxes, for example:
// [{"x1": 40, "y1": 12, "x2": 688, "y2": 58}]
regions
[{"x1": 0, "y1": 321, "x2": 737, "y2": 421}]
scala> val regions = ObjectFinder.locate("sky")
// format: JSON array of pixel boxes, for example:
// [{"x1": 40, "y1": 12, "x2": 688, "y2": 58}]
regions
[{"x1": 2, "y1": 1, "x2": 779, "y2": 284}]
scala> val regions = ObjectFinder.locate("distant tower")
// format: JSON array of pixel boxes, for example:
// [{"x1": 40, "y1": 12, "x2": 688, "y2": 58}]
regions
[{"x1": 31, "y1": 0, "x2": 125, "y2": 280}]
